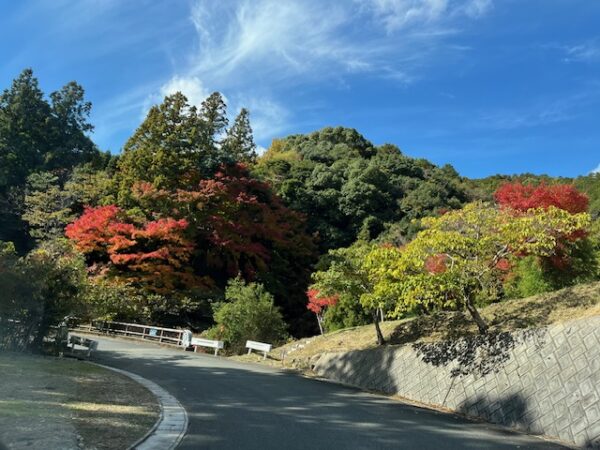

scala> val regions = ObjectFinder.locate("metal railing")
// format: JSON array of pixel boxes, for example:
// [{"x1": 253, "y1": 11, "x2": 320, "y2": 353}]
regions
[{"x1": 87, "y1": 320, "x2": 186, "y2": 346}]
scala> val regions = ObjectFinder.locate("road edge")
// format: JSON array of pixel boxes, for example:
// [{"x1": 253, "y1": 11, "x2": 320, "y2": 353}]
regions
[{"x1": 92, "y1": 363, "x2": 188, "y2": 450}]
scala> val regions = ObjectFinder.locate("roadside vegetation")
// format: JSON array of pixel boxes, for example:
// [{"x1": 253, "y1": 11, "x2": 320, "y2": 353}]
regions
[{"x1": 236, "y1": 281, "x2": 600, "y2": 370}]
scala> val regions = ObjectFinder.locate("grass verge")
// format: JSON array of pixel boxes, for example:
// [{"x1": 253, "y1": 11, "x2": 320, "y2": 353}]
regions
[{"x1": 0, "y1": 353, "x2": 159, "y2": 450}]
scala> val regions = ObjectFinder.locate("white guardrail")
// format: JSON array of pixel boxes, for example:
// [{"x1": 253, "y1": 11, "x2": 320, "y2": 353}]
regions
[
  {"x1": 89, "y1": 320, "x2": 188, "y2": 346},
  {"x1": 85, "y1": 321, "x2": 270, "y2": 358}
]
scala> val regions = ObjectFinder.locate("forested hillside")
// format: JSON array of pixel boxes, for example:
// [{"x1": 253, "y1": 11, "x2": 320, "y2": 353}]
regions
[
  {"x1": 2, "y1": 69, "x2": 599, "y2": 353},
  {"x1": 254, "y1": 128, "x2": 468, "y2": 250}
]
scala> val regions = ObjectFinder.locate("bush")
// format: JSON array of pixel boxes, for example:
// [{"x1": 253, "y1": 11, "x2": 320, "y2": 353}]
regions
[
  {"x1": 504, "y1": 256, "x2": 552, "y2": 299},
  {"x1": 205, "y1": 278, "x2": 288, "y2": 354},
  {"x1": 0, "y1": 239, "x2": 87, "y2": 350},
  {"x1": 323, "y1": 294, "x2": 371, "y2": 331}
]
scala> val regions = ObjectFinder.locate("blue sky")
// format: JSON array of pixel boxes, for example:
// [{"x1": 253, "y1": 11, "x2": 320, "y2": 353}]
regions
[{"x1": 2, "y1": 0, "x2": 599, "y2": 178}]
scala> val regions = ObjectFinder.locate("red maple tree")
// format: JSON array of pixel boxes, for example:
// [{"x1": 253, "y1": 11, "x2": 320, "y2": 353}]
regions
[
  {"x1": 307, "y1": 289, "x2": 339, "y2": 335},
  {"x1": 494, "y1": 182, "x2": 589, "y2": 272},
  {"x1": 66, "y1": 205, "x2": 197, "y2": 293},
  {"x1": 494, "y1": 182, "x2": 588, "y2": 214},
  {"x1": 132, "y1": 163, "x2": 316, "y2": 283}
]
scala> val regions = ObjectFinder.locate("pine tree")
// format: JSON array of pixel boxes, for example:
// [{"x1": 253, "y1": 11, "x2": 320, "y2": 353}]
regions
[
  {"x1": 200, "y1": 92, "x2": 228, "y2": 148},
  {"x1": 22, "y1": 172, "x2": 75, "y2": 242},
  {"x1": 0, "y1": 69, "x2": 52, "y2": 189},
  {"x1": 117, "y1": 93, "x2": 205, "y2": 197},
  {"x1": 223, "y1": 108, "x2": 257, "y2": 163}
]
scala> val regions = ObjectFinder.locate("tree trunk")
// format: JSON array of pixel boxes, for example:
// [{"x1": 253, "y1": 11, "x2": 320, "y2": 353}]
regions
[
  {"x1": 373, "y1": 310, "x2": 386, "y2": 345},
  {"x1": 316, "y1": 314, "x2": 324, "y2": 335},
  {"x1": 464, "y1": 296, "x2": 488, "y2": 334}
]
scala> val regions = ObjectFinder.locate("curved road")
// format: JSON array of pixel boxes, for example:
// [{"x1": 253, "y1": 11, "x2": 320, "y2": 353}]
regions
[{"x1": 93, "y1": 336, "x2": 566, "y2": 450}]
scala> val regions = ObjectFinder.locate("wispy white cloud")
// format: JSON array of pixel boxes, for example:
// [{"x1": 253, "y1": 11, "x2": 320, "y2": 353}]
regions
[
  {"x1": 462, "y1": 0, "x2": 493, "y2": 19},
  {"x1": 231, "y1": 96, "x2": 290, "y2": 142},
  {"x1": 357, "y1": 0, "x2": 492, "y2": 33},
  {"x1": 543, "y1": 39, "x2": 600, "y2": 64},
  {"x1": 475, "y1": 87, "x2": 600, "y2": 131},
  {"x1": 185, "y1": 0, "x2": 492, "y2": 86},
  {"x1": 592, "y1": 163, "x2": 600, "y2": 174},
  {"x1": 158, "y1": 76, "x2": 211, "y2": 108},
  {"x1": 562, "y1": 40, "x2": 600, "y2": 63},
  {"x1": 108, "y1": 0, "x2": 492, "y2": 146},
  {"x1": 151, "y1": 0, "x2": 491, "y2": 143}
]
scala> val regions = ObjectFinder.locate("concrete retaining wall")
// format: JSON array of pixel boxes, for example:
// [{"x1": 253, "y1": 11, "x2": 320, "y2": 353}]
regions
[{"x1": 314, "y1": 316, "x2": 600, "y2": 448}]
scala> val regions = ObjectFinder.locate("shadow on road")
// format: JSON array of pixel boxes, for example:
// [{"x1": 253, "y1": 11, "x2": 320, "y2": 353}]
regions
[{"x1": 93, "y1": 338, "x2": 566, "y2": 450}]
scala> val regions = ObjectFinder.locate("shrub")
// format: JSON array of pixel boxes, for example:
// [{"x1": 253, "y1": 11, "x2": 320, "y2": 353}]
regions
[
  {"x1": 0, "y1": 239, "x2": 87, "y2": 350},
  {"x1": 504, "y1": 256, "x2": 552, "y2": 299},
  {"x1": 205, "y1": 278, "x2": 288, "y2": 354}
]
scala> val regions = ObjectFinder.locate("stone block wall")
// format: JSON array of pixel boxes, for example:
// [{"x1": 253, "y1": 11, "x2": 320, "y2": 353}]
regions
[{"x1": 314, "y1": 316, "x2": 600, "y2": 447}]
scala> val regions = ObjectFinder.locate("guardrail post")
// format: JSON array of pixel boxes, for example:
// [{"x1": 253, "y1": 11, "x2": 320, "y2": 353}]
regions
[{"x1": 159, "y1": 329, "x2": 164, "y2": 343}]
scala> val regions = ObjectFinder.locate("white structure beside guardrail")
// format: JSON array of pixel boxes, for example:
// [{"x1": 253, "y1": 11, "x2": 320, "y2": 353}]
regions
[
  {"x1": 191, "y1": 337, "x2": 224, "y2": 356},
  {"x1": 246, "y1": 340, "x2": 272, "y2": 359}
]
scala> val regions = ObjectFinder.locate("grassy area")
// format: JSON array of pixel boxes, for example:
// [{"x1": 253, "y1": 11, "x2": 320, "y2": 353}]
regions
[
  {"x1": 234, "y1": 282, "x2": 600, "y2": 371},
  {"x1": 0, "y1": 354, "x2": 158, "y2": 450}
]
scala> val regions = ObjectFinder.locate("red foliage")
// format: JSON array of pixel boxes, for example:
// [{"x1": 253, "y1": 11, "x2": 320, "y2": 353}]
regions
[
  {"x1": 133, "y1": 163, "x2": 316, "y2": 283},
  {"x1": 494, "y1": 182, "x2": 588, "y2": 214},
  {"x1": 306, "y1": 289, "x2": 339, "y2": 314},
  {"x1": 424, "y1": 254, "x2": 447, "y2": 274},
  {"x1": 494, "y1": 182, "x2": 589, "y2": 272},
  {"x1": 495, "y1": 258, "x2": 512, "y2": 272},
  {"x1": 66, "y1": 206, "x2": 196, "y2": 293}
]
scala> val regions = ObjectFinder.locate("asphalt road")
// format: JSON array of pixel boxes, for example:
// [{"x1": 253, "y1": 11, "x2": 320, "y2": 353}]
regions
[{"x1": 93, "y1": 336, "x2": 566, "y2": 450}]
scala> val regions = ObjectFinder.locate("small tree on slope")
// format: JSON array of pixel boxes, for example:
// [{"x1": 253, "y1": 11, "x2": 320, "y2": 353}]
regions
[{"x1": 364, "y1": 202, "x2": 590, "y2": 334}]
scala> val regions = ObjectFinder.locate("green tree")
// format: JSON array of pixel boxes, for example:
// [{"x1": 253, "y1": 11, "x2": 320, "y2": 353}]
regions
[
  {"x1": 0, "y1": 239, "x2": 87, "y2": 350},
  {"x1": 63, "y1": 164, "x2": 117, "y2": 211},
  {"x1": 0, "y1": 69, "x2": 102, "y2": 251},
  {"x1": 22, "y1": 172, "x2": 75, "y2": 241},
  {"x1": 0, "y1": 69, "x2": 52, "y2": 189},
  {"x1": 311, "y1": 241, "x2": 384, "y2": 343},
  {"x1": 200, "y1": 92, "x2": 228, "y2": 148},
  {"x1": 117, "y1": 93, "x2": 204, "y2": 196},
  {"x1": 504, "y1": 256, "x2": 552, "y2": 299},
  {"x1": 365, "y1": 202, "x2": 590, "y2": 334},
  {"x1": 205, "y1": 278, "x2": 288, "y2": 354},
  {"x1": 222, "y1": 108, "x2": 256, "y2": 163},
  {"x1": 117, "y1": 92, "x2": 232, "y2": 201},
  {"x1": 46, "y1": 81, "x2": 99, "y2": 170},
  {"x1": 26, "y1": 239, "x2": 88, "y2": 347}
]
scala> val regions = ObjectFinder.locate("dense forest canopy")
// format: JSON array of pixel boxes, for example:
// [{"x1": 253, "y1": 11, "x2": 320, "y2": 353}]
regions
[
  {"x1": 254, "y1": 128, "x2": 469, "y2": 251},
  {"x1": 1, "y1": 69, "x2": 599, "y2": 351}
]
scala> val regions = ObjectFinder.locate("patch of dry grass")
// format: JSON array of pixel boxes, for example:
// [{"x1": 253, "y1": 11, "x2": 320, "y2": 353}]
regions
[
  {"x1": 0, "y1": 354, "x2": 158, "y2": 450},
  {"x1": 237, "y1": 282, "x2": 600, "y2": 371}
]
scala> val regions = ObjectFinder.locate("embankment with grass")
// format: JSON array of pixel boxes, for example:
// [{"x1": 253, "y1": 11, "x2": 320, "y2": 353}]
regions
[{"x1": 235, "y1": 282, "x2": 600, "y2": 371}]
